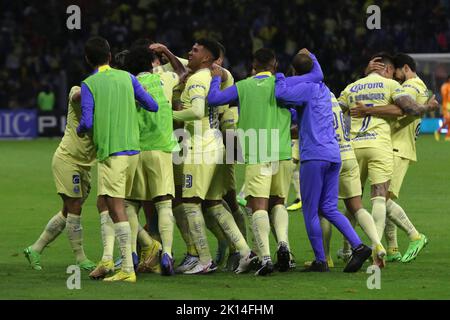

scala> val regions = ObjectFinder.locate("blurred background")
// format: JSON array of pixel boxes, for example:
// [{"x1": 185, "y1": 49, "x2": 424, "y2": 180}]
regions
[{"x1": 0, "y1": 0, "x2": 449, "y2": 137}]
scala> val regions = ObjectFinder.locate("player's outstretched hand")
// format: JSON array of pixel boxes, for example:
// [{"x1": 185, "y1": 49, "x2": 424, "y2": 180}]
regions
[
  {"x1": 298, "y1": 48, "x2": 310, "y2": 55},
  {"x1": 350, "y1": 102, "x2": 368, "y2": 118},
  {"x1": 426, "y1": 94, "x2": 439, "y2": 111},
  {"x1": 149, "y1": 43, "x2": 168, "y2": 54}
]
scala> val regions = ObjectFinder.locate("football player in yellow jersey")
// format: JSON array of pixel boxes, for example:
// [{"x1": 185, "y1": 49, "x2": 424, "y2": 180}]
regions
[
  {"x1": 208, "y1": 43, "x2": 250, "y2": 270},
  {"x1": 323, "y1": 93, "x2": 386, "y2": 268},
  {"x1": 286, "y1": 121, "x2": 302, "y2": 211},
  {"x1": 24, "y1": 87, "x2": 97, "y2": 272},
  {"x1": 172, "y1": 39, "x2": 255, "y2": 274},
  {"x1": 351, "y1": 53, "x2": 438, "y2": 263},
  {"x1": 339, "y1": 53, "x2": 437, "y2": 243},
  {"x1": 117, "y1": 41, "x2": 189, "y2": 276}
]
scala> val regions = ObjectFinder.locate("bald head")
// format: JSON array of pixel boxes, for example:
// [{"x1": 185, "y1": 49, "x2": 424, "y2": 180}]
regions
[{"x1": 291, "y1": 54, "x2": 313, "y2": 76}]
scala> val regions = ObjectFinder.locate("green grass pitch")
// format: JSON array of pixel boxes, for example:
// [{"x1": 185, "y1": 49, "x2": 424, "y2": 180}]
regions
[{"x1": 1, "y1": 135, "x2": 450, "y2": 300}]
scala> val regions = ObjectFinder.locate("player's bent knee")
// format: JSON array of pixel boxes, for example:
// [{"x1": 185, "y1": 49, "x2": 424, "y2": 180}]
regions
[{"x1": 371, "y1": 182, "x2": 390, "y2": 198}]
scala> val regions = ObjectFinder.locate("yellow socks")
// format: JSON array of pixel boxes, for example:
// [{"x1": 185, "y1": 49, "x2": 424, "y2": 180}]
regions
[
  {"x1": 204, "y1": 208, "x2": 228, "y2": 244},
  {"x1": 173, "y1": 204, "x2": 198, "y2": 256},
  {"x1": 371, "y1": 196, "x2": 387, "y2": 240},
  {"x1": 99, "y1": 211, "x2": 115, "y2": 262},
  {"x1": 354, "y1": 208, "x2": 381, "y2": 246},
  {"x1": 384, "y1": 217, "x2": 398, "y2": 249},
  {"x1": 155, "y1": 200, "x2": 175, "y2": 256},
  {"x1": 320, "y1": 216, "x2": 332, "y2": 257},
  {"x1": 114, "y1": 221, "x2": 133, "y2": 273},
  {"x1": 31, "y1": 211, "x2": 66, "y2": 253},
  {"x1": 66, "y1": 213, "x2": 87, "y2": 263},
  {"x1": 137, "y1": 224, "x2": 154, "y2": 250},
  {"x1": 207, "y1": 204, "x2": 250, "y2": 256},
  {"x1": 386, "y1": 199, "x2": 420, "y2": 241},
  {"x1": 125, "y1": 200, "x2": 140, "y2": 253},
  {"x1": 184, "y1": 203, "x2": 211, "y2": 264},
  {"x1": 252, "y1": 210, "x2": 271, "y2": 258},
  {"x1": 270, "y1": 204, "x2": 289, "y2": 246}
]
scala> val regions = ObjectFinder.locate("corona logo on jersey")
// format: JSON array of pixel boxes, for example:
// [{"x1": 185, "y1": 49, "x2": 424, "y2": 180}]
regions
[{"x1": 350, "y1": 82, "x2": 384, "y2": 93}]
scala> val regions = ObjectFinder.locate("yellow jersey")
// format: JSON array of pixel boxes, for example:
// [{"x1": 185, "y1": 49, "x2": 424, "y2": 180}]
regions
[
  {"x1": 391, "y1": 76, "x2": 429, "y2": 162},
  {"x1": 338, "y1": 73, "x2": 408, "y2": 152},
  {"x1": 159, "y1": 71, "x2": 180, "y2": 104},
  {"x1": 217, "y1": 68, "x2": 237, "y2": 132},
  {"x1": 331, "y1": 92, "x2": 355, "y2": 161},
  {"x1": 180, "y1": 68, "x2": 223, "y2": 153},
  {"x1": 153, "y1": 57, "x2": 188, "y2": 105},
  {"x1": 54, "y1": 86, "x2": 96, "y2": 167}
]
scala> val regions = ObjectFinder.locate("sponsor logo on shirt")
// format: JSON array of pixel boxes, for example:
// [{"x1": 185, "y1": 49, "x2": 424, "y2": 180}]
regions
[
  {"x1": 350, "y1": 82, "x2": 384, "y2": 93},
  {"x1": 72, "y1": 174, "x2": 80, "y2": 184}
]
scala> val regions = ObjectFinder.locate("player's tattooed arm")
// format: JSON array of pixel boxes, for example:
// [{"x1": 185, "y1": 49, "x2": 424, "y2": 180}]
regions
[
  {"x1": 394, "y1": 94, "x2": 439, "y2": 116},
  {"x1": 350, "y1": 102, "x2": 403, "y2": 118},
  {"x1": 150, "y1": 43, "x2": 188, "y2": 81}
]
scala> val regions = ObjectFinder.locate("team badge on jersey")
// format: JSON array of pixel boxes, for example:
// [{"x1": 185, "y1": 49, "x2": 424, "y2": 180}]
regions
[{"x1": 72, "y1": 174, "x2": 80, "y2": 184}]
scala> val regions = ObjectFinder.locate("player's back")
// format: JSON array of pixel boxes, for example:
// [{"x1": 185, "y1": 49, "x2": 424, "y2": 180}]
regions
[
  {"x1": 295, "y1": 82, "x2": 340, "y2": 163},
  {"x1": 236, "y1": 75, "x2": 291, "y2": 164},
  {"x1": 136, "y1": 72, "x2": 179, "y2": 152},
  {"x1": 391, "y1": 76, "x2": 428, "y2": 162},
  {"x1": 83, "y1": 66, "x2": 140, "y2": 160},
  {"x1": 339, "y1": 73, "x2": 406, "y2": 152},
  {"x1": 56, "y1": 86, "x2": 96, "y2": 166},
  {"x1": 331, "y1": 92, "x2": 354, "y2": 161}
]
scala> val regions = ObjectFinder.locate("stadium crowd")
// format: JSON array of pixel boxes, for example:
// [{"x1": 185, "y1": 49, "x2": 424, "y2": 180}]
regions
[{"x1": 1, "y1": 0, "x2": 449, "y2": 110}]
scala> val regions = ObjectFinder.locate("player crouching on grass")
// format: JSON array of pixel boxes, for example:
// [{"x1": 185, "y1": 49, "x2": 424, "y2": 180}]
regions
[
  {"x1": 77, "y1": 36, "x2": 159, "y2": 283},
  {"x1": 24, "y1": 86, "x2": 97, "y2": 272}
]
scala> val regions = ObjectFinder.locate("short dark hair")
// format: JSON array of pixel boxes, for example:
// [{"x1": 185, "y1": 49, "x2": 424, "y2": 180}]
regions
[
  {"x1": 196, "y1": 38, "x2": 221, "y2": 61},
  {"x1": 291, "y1": 54, "x2": 313, "y2": 75},
  {"x1": 217, "y1": 41, "x2": 226, "y2": 57},
  {"x1": 123, "y1": 39, "x2": 156, "y2": 75},
  {"x1": 114, "y1": 50, "x2": 129, "y2": 69},
  {"x1": 85, "y1": 36, "x2": 110, "y2": 66},
  {"x1": 253, "y1": 48, "x2": 276, "y2": 69},
  {"x1": 370, "y1": 52, "x2": 395, "y2": 67},
  {"x1": 394, "y1": 53, "x2": 416, "y2": 72}
]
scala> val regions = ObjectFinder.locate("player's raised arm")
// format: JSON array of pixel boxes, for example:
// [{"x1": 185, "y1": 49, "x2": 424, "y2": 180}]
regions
[
  {"x1": 394, "y1": 94, "x2": 438, "y2": 116},
  {"x1": 130, "y1": 74, "x2": 159, "y2": 112},
  {"x1": 284, "y1": 49, "x2": 324, "y2": 85},
  {"x1": 350, "y1": 102, "x2": 404, "y2": 118},
  {"x1": 150, "y1": 43, "x2": 188, "y2": 81},
  {"x1": 77, "y1": 83, "x2": 95, "y2": 134},
  {"x1": 207, "y1": 65, "x2": 238, "y2": 107},
  {"x1": 274, "y1": 73, "x2": 314, "y2": 106}
]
